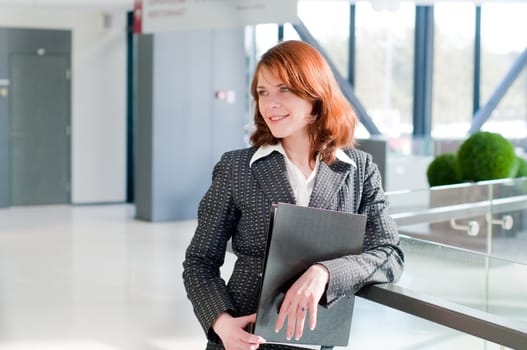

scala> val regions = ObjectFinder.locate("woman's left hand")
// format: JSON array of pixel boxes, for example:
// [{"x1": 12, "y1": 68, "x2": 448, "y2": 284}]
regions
[{"x1": 274, "y1": 264, "x2": 329, "y2": 341}]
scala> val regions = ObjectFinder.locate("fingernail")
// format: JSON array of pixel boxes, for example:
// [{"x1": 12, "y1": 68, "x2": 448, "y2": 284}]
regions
[
  {"x1": 274, "y1": 329, "x2": 279, "y2": 333},
  {"x1": 295, "y1": 337, "x2": 300, "y2": 341},
  {"x1": 286, "y1": 336, "x2": 291, "y2": 340},
  {"x1": 310, "y1": 326, "x2": 315, "y2": 331}
]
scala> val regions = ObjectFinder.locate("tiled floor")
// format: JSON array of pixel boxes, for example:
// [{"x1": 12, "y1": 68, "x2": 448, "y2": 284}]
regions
[{"x1": 0, "y1": 204, "x2": 512, "y2": 349}]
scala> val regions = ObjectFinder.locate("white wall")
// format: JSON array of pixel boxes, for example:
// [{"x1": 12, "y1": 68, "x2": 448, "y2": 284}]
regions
[{"x1": 0, "y1": 7, "x2": 127, "y2": 203}]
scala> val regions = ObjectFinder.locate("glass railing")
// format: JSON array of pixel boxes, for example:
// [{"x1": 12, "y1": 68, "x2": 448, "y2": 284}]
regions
[
  {"x1": 398, "y1": 237, "x2": 527, "y2": 323},
  {"x1": 357, "y1": 235, "x2": 527, "y2": 349},
  {"x1": 386, "y1": 177, "x2": 527, "y2": 264},
  {"x1": 366, "y1": 179, "x2": 527, "y2": 348}
]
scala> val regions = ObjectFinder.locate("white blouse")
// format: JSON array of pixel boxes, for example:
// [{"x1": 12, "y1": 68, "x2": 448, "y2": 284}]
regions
[
  {"x1": 250, "y1": 143, "x2": 356, "y2": 206},
  {"x1": 250, "y1": 143, "x2": 323, "y2": 206}
]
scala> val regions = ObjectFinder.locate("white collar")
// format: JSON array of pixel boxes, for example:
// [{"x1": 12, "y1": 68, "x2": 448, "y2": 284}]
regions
[
  {"x1": 249, "y1": 143, "x2": 356, "y2": 168},
  {"x1": 335, "y1": 149, "x2": 356, "y2": 167}
]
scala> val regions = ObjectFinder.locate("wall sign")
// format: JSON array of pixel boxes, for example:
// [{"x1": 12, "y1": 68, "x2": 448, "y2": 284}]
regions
[{"x1": 133, "y1": 0, "x2": 298, "y2": 34}]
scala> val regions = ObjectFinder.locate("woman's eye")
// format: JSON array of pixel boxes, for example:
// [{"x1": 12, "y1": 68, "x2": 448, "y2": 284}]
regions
[
  {"x1": 279, "y1": 86, "x2": 289, "y2": 92},
  {"x1": 257, "y1": 90, "x2": 268, "y2": 96}
]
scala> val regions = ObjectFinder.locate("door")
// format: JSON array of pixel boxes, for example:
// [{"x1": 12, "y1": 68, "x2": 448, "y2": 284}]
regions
[{"x1": 9, "y1": 53, "x2": 70, "y2": 205}]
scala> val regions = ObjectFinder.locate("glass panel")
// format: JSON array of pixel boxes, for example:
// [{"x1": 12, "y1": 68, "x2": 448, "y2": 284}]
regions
[
  {"x1": 355, "y1": 2, "x2": 415, "y2": 137},
  {"x1": 351, "y1": 297, "x2": 505, "y2": 349},
  {"x1": 488, "y1": 178, "x2": 527, "y2": 264},
  {"x1": 480, "y1": 2, "x2": 527, "y2": 139},
  {"x1": 388, "y1": 181, "x2": 492, "y2": 254},
  {"x1": 283, "y1": 23, "x2": 300, "y2": 42},
  {"x1": 399, "y1": 237, "x2": 527, "y2": 324},
  {"x1": 298, "y1": 0, "x2": 351, "y2": 77},
  {"x1": 386, "y1": 187, "x2": 431, "y2": 215},
  {"x1": 253, "y1": 23, "x2": 279, "y2": 58},
  {"x1": 432, "y1": 3, "x2": 475, "y2": 138},
  {"x1": 385, "y1": 136, "x2": 434, "y2": 192},
  {"x1": 488, "y1": 256, "x2": 527, "y2": 323},
  {"x1": 400, "y1": 238, "x2": 490, "y2": 310},
  {"x1": 481, "y1": 68, "x2": 527, "y2": 139},
  {"x1": 387, "y1": 178, "x2": 527, "y2": 261}
]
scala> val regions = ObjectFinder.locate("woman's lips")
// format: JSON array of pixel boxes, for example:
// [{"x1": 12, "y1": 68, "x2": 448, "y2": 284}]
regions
[{"x1": 268, "y1": 114, "x2": 288, "y2": 121}]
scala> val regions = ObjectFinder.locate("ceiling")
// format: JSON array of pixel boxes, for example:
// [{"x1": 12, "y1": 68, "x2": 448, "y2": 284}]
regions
[
  {"x1": 0, "y1": 0, "x2": 134, "y2": 11},
  {"x1": 0, "y1": 0, "x2": 523, "y2": 12}
]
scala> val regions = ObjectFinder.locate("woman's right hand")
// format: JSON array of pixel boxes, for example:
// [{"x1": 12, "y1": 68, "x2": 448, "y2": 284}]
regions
[{"x1": 212, "y1": 312, "x2": 266, "y2": 350}]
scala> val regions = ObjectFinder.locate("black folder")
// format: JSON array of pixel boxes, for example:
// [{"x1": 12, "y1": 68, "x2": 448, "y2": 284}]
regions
[{"x1": 251, "y1": 202, "x2": 367, "y2": 347}]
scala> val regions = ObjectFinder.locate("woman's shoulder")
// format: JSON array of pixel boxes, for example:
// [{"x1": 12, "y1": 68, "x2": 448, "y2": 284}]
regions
[
  {"x1": 341, "y1": 146, "x2": 373, "y2": 164},
  {"x1": 216, "y1": 146, "x2": 258, "y2": 169},
  {"x1": 221, "y1": 146, "x2": 258, "y2": 160}
]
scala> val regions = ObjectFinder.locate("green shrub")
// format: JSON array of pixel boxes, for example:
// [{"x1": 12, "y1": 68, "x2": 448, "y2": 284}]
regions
[
  {"x1": 515, "y1": 157, "x2": 527, "y2": 178},
  {"x1": 427, "y1": 153, "x2": 460, "y2": 186},
  {"x1": 457, "y1": 131, "x2": 517, "y2": 182}
]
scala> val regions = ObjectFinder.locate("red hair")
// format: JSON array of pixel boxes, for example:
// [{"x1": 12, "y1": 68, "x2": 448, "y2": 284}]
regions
[{"x1": 249, "y1": 40, "x2": 357, "y2": 164}]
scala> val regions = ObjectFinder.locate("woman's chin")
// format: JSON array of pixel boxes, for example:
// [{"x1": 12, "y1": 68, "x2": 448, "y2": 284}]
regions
[{"x1": 269, "y1": 132, "x2": 287, "y2": 139}]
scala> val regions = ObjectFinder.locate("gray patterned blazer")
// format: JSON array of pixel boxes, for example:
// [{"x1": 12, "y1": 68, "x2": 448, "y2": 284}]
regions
[{"x1": 183, "y1": 146, "x2": 404, "y2": 350}]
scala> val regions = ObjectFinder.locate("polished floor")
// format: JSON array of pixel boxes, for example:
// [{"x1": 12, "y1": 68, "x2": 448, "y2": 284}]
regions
[{"x1": 0, "y1": 204, "x2": 510, "y2": 350}]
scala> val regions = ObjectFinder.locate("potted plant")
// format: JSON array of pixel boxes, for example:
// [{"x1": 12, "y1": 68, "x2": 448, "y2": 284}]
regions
[{"x1": 423, "y1": 132, "x2": 525, "y2": 251}]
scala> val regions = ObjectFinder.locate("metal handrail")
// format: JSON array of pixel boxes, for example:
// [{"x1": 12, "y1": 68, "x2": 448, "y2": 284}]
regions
[
  {"x1": 391, "y1": 194, "x2": 527, "y2": 226},
  {"x1": 357, "y1": 283, "x2": 527, "y2": 350}
]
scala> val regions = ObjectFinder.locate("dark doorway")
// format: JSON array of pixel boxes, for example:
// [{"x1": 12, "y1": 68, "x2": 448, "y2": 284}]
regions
[{"x1": 10, "y1": 53, "x2": 70, "y2": 205}]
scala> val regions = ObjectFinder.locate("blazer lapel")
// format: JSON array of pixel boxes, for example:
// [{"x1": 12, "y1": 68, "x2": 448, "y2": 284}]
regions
[
  {"x1": 309, "y1": 160, "x2": 352, "y2": 209},
  {"x1": 251, "y1": 151, "x2": 296, "y2": 205}
]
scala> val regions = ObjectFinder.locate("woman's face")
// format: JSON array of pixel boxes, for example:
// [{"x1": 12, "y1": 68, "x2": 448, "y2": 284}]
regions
[{"x1": 256, "y1": 67, "x2": 314, "y2": 142}]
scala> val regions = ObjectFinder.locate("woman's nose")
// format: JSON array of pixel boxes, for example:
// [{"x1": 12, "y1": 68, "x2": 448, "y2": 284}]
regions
[{"x1": 264, "y1": 94, "x2": 281, "y2": 109}]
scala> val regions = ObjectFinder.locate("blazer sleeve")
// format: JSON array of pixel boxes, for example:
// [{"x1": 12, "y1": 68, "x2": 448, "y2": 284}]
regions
[
  {"x1": 182, "y1": 152, "x2": 239, "y2": 342},
  {"x1": 318, "y1": 151, "x2": 405, "y2": 305}
]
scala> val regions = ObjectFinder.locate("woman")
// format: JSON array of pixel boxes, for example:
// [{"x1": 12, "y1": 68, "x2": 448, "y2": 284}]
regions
[{"x1": 183, "y1": 40, "x2": 404, "y2": 350}]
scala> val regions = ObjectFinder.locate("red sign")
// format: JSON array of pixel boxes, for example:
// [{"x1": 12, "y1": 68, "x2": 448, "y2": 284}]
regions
[{"x1": 133, "y1": 0, "x2": 143, "y2": 34}]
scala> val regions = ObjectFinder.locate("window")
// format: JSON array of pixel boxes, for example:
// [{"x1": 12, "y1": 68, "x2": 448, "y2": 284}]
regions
[
  {"x1": 298, "y1": 0, "x2": 351, "y2": 77},
  {"x1": 355, "y1": 2, "x2": 415, "y2": 138},
  {"x1": 480, "y1": 3, "x2": 527, "y2": 139},
  {"x1": 432, "y1": 3, "x2": 475, "y2": 139}
]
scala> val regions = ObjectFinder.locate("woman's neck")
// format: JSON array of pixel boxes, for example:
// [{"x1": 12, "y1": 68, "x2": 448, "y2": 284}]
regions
[{"x1": 281, "y1": 137, "x2": 315, "y2": 177}]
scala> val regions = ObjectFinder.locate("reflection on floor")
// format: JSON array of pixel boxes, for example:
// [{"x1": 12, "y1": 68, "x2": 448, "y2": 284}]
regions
[{"x1": 0, "y1": 205, "x2": 507, "y2": 349}]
